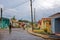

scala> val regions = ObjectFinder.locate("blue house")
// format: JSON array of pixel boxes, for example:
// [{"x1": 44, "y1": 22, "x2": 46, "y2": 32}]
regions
[
  {"x1": 0, "y1": 17, "x2": 10, "y2": 28},
  {"x1": 49, "y1": 13, "x2": 60, "y2": 34}
]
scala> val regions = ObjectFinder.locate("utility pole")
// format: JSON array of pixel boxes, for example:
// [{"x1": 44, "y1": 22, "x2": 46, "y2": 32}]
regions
[
  {"x1": 34, "y1": 8, "x2": 36, "y2": 23},
  {"x1": 30, "y1": 0, "x2": 34, "y2": 31},
  {"x1": 34, "y1": 8, "x2": 37, "y2": 27},
  {"x1": 1, "y1": 8, "x2": 2, "y2": 20},
  {"x1": 0, "y1": 8, "x2": 3, "y2": 28}
]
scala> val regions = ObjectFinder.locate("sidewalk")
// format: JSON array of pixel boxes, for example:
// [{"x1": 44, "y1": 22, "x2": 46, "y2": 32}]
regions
[
  {"x1": 27, "y1": 28, "x2": 49, "y2": 39},
  {"x1": 27, "y1": 28, "x2": 60, "y2": 40}
]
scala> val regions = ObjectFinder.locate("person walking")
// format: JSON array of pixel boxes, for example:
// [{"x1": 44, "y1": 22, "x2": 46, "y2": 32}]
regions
[
  {"x1": 9, "y1": 23, "x2": 12, "y2": 34},
  {"x1": 22, "y1": 22, "x2": 25, "y2": 30}
]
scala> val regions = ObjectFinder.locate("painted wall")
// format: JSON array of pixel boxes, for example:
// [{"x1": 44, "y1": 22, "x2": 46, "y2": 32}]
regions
[
  {"x1": 38, "y1": 17, "x2": 60, "y2": 34},
  {"x1": 55, "y1": 18, "x2": 60, "y2": 33},
  {"x1": 51, "y1": 18, "x2": 60, "y2": 34},
  {"x1": 0, "y1": 18, "x2": 10, "y2": 28},
  {"x1": 40, "y1": 18, "x2": 51, "y2": 33}
]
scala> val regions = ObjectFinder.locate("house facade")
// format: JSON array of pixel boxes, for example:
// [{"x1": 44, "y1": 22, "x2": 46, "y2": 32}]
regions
[
  {"x1": 0, "y1": 18, "x2": 10, "y2": 28},
  {"x1": 38, "y1": 12, "x2": 60, "y2": 34},
  {"x1": 49, "y1": 13, "x2": 60, "y2": 34},
  {"x1": 39, "y1": 18, "x2": 51, "y2": 33},
  {"x1": 10, "y1": 19, "x2": 20, "y2": 28}
]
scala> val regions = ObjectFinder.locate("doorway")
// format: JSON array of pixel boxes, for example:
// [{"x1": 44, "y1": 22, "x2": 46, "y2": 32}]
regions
[{"x1": 55, "y1": 18, "x2": 60, "y2": 33}]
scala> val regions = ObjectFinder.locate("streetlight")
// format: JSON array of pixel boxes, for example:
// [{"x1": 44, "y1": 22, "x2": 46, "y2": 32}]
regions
[{"x1": 30, "y1": 0, "x2": 34, "y2": 31}]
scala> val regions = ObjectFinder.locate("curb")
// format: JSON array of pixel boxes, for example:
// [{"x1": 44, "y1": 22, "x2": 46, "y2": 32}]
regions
[{"x1": 27, "y1": 29, "x2": 50, "y2": 39}]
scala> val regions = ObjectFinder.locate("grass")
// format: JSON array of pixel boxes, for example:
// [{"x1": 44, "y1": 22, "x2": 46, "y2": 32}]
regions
[{"x1": 33, "y1": 28, "x2": 51, "y2": 35}]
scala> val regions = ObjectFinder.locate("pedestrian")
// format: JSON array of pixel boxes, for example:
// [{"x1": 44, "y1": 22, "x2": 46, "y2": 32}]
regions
[
  {"x1": 9, "y1": 23, "x2": 12, "y2": 34},
  {"x1": 22, "y1": 24, "x2": 25, "y2": 30}
]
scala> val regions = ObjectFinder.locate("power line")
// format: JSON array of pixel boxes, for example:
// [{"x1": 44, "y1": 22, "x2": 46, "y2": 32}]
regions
[
  {"x1": 10, "y1": 0, "x2": 35, "y2": 8},
  {"x1": 4, "y1": 0, "x2": 35, "y2": 10},
  {"x1": 11, "y1": 1, "x2": 28, "y2": 8}
]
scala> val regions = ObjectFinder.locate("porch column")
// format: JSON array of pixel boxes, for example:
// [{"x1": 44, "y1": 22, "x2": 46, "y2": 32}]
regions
[{"x1": 51, "y1": 19, "x2": 55, "y2": 34}]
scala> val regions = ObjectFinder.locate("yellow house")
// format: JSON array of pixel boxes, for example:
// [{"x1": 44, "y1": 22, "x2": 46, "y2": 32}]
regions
[
  {"x1": 38, "y1": 12, "x2": 60, "y2": 34},
  {"x1": 38, "y1": 18, "x2": 51, "y2": 33},
  {"x1": 37, "y1": 20, "x2": 42, "y2": 29}
]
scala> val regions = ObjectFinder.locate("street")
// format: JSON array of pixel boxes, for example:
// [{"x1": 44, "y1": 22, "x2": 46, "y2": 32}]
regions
[{"x1": 0, "y1": 28, "x2": 44, "y2": 40}]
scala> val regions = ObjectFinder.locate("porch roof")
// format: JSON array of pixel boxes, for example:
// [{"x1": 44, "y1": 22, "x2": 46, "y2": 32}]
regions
[{"x1": 49, "y1": 12, "x2": 60, "y2": 18}]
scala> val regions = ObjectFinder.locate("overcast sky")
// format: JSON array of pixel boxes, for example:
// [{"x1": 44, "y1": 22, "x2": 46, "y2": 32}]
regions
[{"x1": 0, "y1": 0, "x2": 60, "y2": 21}]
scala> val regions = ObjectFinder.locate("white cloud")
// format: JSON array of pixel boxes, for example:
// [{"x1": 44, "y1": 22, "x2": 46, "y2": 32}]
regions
[
  {"x1": 4, "y1": 9, "x2": 18, "y2": 15},
  {"x1": 0, "y1": 4, "x2": 4, "y2": 8},
  {"x1": 33, "y1": 0, "x2": 60, "y2": 9},
  {"x1": 54, "y1": 0, "x2": 60, "y2": 7},
  {"x1": 0, "y1": 0, "x2": 60, "y2": 21},
  {"x1": 5, "y1": 9, "x2": 18, "y2": 12},
  {"x1": 3, "y1": 9, "x2": 18, "y2": 18}
]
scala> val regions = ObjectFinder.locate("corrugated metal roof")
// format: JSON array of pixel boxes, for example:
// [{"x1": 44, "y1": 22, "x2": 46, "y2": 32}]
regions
[
  {"x1": 49, "y1": 12, "x2": 60, "y2": 18},
  {"x1": 49, "y1": 12, "x2": 60, "y2": 17}
]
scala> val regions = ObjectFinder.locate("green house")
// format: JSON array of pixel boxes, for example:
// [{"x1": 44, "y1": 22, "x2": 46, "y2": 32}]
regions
[{"x1": 0, "y1": 17, "x2": 10, "y2": 28}]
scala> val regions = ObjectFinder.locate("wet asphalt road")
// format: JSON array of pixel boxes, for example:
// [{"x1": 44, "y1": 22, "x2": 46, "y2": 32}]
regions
[{"x1": 0, "y1": 28, "x2": 44, "y2": 40}]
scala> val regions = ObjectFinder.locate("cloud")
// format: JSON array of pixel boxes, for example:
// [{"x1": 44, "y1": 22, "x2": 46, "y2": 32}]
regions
[
  {"x1": 33, "y1": 0, "x2": 60, "y2": 9},
  {"x1": 3, "y1": 9, "x2": 18, "y2": 18},
  {"x1": 0, "y1": 4, "x2": 4, "y2": 8},
  {"x1": 54, "y1": 0, "x2": 60, "y2": 7},
  {"x1": 0, "y1": 0, "x2": 60, "y2": 21},
  {"x1": 5, "y1": 9, "x2": 18, "y2": 13},
  {"x1": 0, "y1": 0, "x2": 29, "y2": 8}
]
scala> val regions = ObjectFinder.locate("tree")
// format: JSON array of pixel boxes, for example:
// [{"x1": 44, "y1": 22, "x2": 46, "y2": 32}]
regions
[
  {"x1": 18, "y1": 20, "x2": 30, "y2": 23},
  {"x1": 12, "y1": 16, "x2": 16, "y2": 20}
]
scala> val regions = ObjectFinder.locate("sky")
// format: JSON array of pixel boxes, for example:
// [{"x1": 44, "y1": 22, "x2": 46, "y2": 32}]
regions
[{"x1": 0, "y1": 0, "x2": 60, "y2": 21}]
